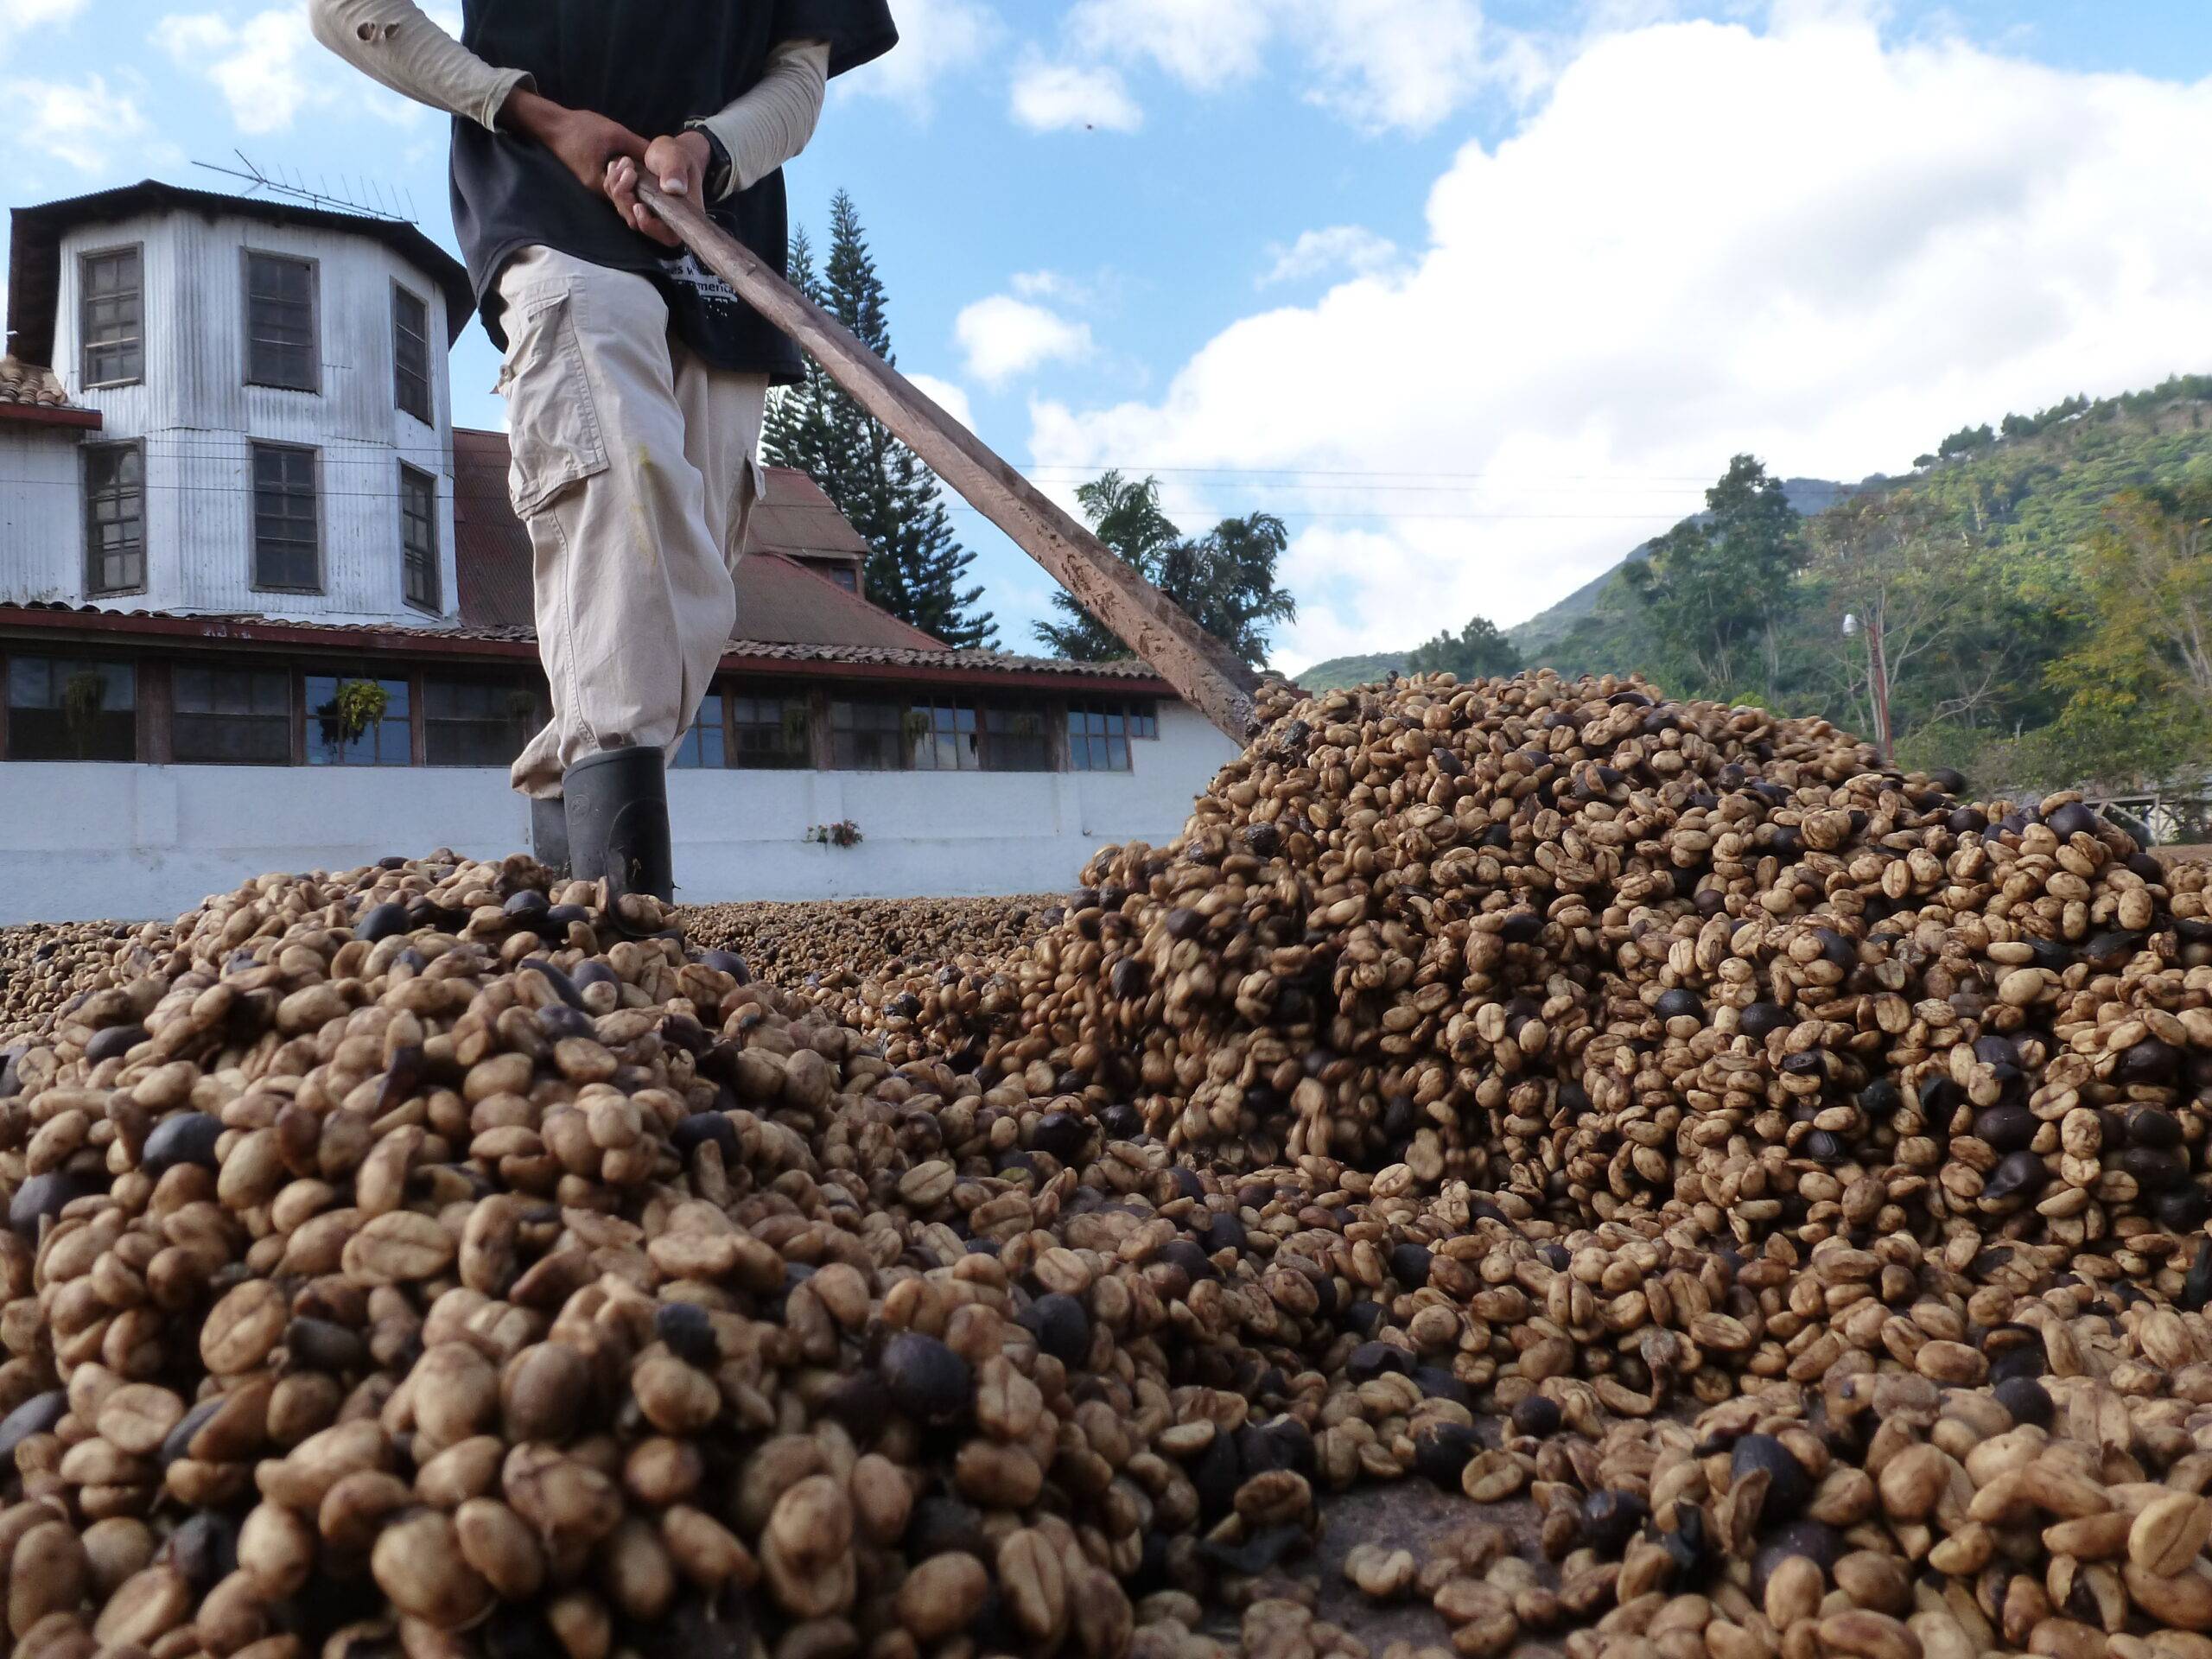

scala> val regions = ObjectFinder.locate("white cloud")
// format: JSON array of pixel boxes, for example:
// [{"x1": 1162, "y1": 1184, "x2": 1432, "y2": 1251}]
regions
[
  {"x1": 1027, "y1": 10, "x2": 2212, "y2": 672},
  {"x1": 840, "y1": 0, "x2": 998, "y2": 111},
  {"x1": 1, "y1": 0, "x2": 85, "y2": 29},
  {"x1": 1261, "y1": 226, "x2": 1401, "y2": 286},
  {"x1": 7, "y1": 73, "x2": 155, "y2": 171},
  {"x1": 1010, "y1": 55, "x2": 1142, "y2": 132},
  {"x1": 1064, "y1": 0, "x2": 1516, "y2": 132},
  {"x1": 906, "y1": 372, "x2": 978, "y2": 433},
  {"x1": 156, "y1": 6, "x2": 322, "y2": 133},
  {"x1": 956, "y1": 295, "x2": 1095, "y2": 386}
]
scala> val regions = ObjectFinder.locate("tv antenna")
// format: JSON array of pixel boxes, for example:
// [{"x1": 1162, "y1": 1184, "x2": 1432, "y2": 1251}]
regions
[{"x1": 193, "y1": 150, "x2": 418, "y2": 224}]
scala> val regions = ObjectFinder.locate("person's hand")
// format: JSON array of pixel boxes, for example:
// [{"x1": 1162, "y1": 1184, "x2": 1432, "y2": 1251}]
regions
[
  {"x1": 499, "y1": 86, "x2": 652, "y2": 210},
  {"x1": 605, "y1": 132, "x2": 712, "y2": 247}
]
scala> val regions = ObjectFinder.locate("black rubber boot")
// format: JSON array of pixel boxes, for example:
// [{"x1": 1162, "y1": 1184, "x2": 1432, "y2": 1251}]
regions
[
  {"x1": 530, "y1": 796, "x2": 570, "y2": 879},
  {"x1": 563, "y1": 745, "x2": 673, "y2": 914}
]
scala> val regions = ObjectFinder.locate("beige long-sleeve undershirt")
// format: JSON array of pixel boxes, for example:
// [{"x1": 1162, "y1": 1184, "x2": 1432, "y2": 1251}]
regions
[{"x1": 305, "y1": 0, "x2": 828, "y2": 201}]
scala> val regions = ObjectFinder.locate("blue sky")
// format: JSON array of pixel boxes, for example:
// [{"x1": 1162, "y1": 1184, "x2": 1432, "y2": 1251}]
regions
[{"x1": 4, "y1": 0, "x2": 2211, "y2": 669}]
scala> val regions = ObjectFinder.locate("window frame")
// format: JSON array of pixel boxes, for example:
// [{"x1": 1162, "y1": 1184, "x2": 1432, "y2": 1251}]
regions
[
  {"x1": 78, "y1": 243, "x2": 145, "y2": 391},
  {"x1": 829, "y1": 695, "x2": 908, "y2": 772},
  {"x1": 423, "y1": 675, "x2": 537, "y2": 769},
  {"x1": 1067, "y1": 699, "x2": 1142, "y2": 773},
  {"x1": 241, "y1": 248, "x2": 321, "y2": 394},
  {"x1": 170, "y1": 663, "x2": 293, "y2": 766},
  {"x1": 82, "y1": 438, "x2": 147, "y2": 599},
  {"x1": 392, "y1": 280, "x2": 433, "y2": 424},
  {"x1": 304, "y1": 671, "x2": 413, "y2": 768},
  {"x1": 399, "y1": 462, "x2": 440, "y2": 613},
  {"x1": 250, "y1": 441, "x2": 324, "y2": 594},
  {"x1": 728, "y1": 690, "x2": 811, "y2": 771},
  {"x1": 4, "y1": 655, "x2": 138, "y2": 763},
  {"x1": 671, "y1": 691, "x2": 728, "y2": 770}
]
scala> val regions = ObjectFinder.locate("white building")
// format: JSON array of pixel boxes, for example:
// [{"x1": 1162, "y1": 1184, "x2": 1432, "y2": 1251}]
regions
[{"x1": 0, "y1": 182, "x2": 1236, "y2": 924}]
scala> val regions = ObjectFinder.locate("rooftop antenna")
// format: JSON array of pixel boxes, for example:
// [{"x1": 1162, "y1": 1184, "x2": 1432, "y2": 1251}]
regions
[{"x1": 191, "y1": 149, "x2": 415, "y2": 224}]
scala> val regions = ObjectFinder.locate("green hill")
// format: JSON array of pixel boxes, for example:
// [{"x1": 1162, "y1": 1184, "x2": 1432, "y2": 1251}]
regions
[{"x1": 1294, "y1": 651, "x2": 1409, "y2": 690}]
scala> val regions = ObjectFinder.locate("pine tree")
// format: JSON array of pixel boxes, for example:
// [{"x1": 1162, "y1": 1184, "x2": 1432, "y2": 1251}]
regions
[{"x1": 764, "y1": 195, "x2": 997, "y2": 648}]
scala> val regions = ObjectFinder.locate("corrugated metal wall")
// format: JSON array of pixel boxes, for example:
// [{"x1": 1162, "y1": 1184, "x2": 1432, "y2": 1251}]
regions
[{"x1": 10, "y1": 207, "x2": 460, "y2": 626}]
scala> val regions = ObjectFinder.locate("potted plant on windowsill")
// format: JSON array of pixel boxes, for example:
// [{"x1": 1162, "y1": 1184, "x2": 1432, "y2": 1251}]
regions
[
  {"x1": 60, "y1": 670, "x2": 105, "y2": 760},
  {"x1": 317, "y1": 678, "x2": 389, "y2": 758}
]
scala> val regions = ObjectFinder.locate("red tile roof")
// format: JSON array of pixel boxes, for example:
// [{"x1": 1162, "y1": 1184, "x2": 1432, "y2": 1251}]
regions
[
  {"x1": 0, "y1": 356, "x2": 99, "y2": 429},
  {"x1": 452, "y1": 428, "x2": 943, "y2": 652}
]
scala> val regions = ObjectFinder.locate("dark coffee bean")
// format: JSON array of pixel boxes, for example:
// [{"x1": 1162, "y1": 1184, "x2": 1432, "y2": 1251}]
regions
[
  {"x1": 1981, "y1": 1149, "x2": 2048, "y2": 1203},
  {"x1": 0, "y1": 1389, "x2": 66, "y2": 1461},
  {"x1": 1973, "y1": 1105, "x2": 2037, "y2": 1154},
  {"x1": 1109, "y1": 957, "x2": 1151, "y2": 1001},
  {"x1": 879, "y1": 1332, "x2": 971, "y2": 1424},
  {"x1": 696, "y1": 949, "x2": 749, "y2": 983},
  {"x1": 2045, "y1": 801, "x2": 2101, "y2": 839},
  {"x1": 1751, "y1": 1520, "x2": 1843, "y2": 1594},
  {"x1": 9, "y1": 1168, "x2": 98, "y2": 1238},
  {"x1": 1948, "y1": 806, "x2": 1988, "y2": 835},
  {"x1": 1918, "y1": 1075, "x2": 1960, "y2": 1115},
  {"x1": 84, "y1": 1021, "x2": 147, "y2": 1065},
  {"x1": 163, "y1": 1511, "x2": 239, "y2": 1590},
  {"x1": 1389, "y1": 1242, "x2": 1433, "y2": 1287},
  {"x1": 1738, "y1": 1002, "x2": 1789, "y2": 1042},
  {"x1": 1101, "y1": 1103, "x2": 1143, "y2": 1139},
  {"x1": 503, "y1": 889, "x2": 550, "y2": 921},
  {"x1": 1662, "y1": 1506, "x2": 1711, "y2": 1586},
  {"x1": 544, "y1": 903, "x2": 590, "y2": 930},
  {"x1": 572, "y1": 960, "x2": 616, "y2": 990},
  {"x1": 1581, "y1": 1490, "x2": 1649, "y2": 1554},
  {"x1": 162, "y1": 1397, "x2": 223, "y2": 1468},
  {"x1": 656, "y1": 1302, "x2": 718, "y2": 1367},
  {"x1": 2082, "y1": 930, "x2": 2144, "y2": 968},
  {"x1": 1192, "y1": 1432, "x2": 1241, "y2": 1519},
  {"x1": 142, "y1": 1110, "x2": 225, "y2": 1177},
  {"x1": 1342, "y1": 1299, "x2": 1383, "y2": 1337},
  {"x1": 1158, "y1": 1239, "x2": 1217, "y2": 1282},
  {"x1": 285, "y1": 1317, "x2": 365, "y2": 1372},
  {"x1": 536, "y1": 1004, "x2": 594, "y2": 1043},
  {"x1": 1988, "y1": 1343, "x2": 2046, "y2": 1388},
  {"x1": 1164, "y1": 907, "x2": 1205, "y2": 942},
  {"x1": 2115, "y1": 1038, "x2": 2181, "y2": 1085},
  {"x1": 1654, "y1": 988, "x2": 1702, "y2": 1022},
  {"x1": 2120, "y1": 1146, "x2": 2185, "y2": 1192},
  {"x1": 2156, "y1": 1185, "x2": 2212, "y2": 1233},
  {"x1": 1994, "y1": 1375, "x2": 2054, "y2": 1428},
  {"x1": 1028, "y1": 1110, "x2": 1092, "y2": 1165},
  {"x1": 1499, "y1": 910, "x2": 1543, "y2": 944},
  {"x1": 906, "y1": 1497, "x2": 985, "y2": 1560},
  {"x1": 1511, "y1": 1395, "x2": 1561, "y2": 1438},
  {"x1": 671, "y1": 1113, "x2": 740, "y2": 1164},
  {"x1": 1020, "y1": 1293, "x2": 1091, "y2": 1366},
  {"x1": 1412, "y1": 1422, "x2": 1478, "y2": 1487},
  {"x1": 355, "y1": 900, "x2": 409, "y2": 943},
  {"x1": 1732, "y1": 1433, "x2": 1811, "y2": 1520},
  {"x1": 1858, "y1": 1077, "x2": 1902, "y2": 1118},
  {"x1": 1928, "y1": 767, "x2": 1968, "y2": 793},
  {"x1": 1802, "y1": 1129, "x2": 1846, "y2": 1163},
  {"x1": 1346, "y1": 1342, "x2": 1414, "y2": 1382},
  {"x1": 2127, "y1": 1107, "x2": 2183, "y2": 1149},
  {"x1": 1412, "y1": 1367, "x2": 1473, "y2": 1410}
]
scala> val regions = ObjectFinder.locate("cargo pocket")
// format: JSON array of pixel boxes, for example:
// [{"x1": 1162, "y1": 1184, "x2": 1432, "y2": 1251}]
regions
[{"x1": 500, "y1": 283, "x2": 610, "y2": 518}]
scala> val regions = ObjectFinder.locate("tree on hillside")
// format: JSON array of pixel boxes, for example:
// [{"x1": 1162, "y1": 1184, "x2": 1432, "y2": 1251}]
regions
[
  {"x1": 1407, "y1": 614, "x2": 1522, "y2": 681},
  {"x1": 1620, "y1": 454, "x2": 1804, "y2": 699},
  {"x1": 1035, "y1": 472, "x2": 1296, "y2": 666},
  {"x1": 2042, "y1": 486, "x2": 2212, "y2": 760},
  {"x1": 764, "y1": 195, "x2": 998, "y2": 648},
  {"x1": 1808, "y1": 493, "x2": 1973, "y2": 760}
]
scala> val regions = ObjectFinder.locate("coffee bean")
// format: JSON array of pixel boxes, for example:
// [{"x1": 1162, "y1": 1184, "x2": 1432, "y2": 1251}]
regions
[
  {"x1": 880, "y1": 1332, "x2": 971, "y2": 1424},
  {"x1": 1732, "y1": 1433, "x2": 1812, "y2": 1520}
]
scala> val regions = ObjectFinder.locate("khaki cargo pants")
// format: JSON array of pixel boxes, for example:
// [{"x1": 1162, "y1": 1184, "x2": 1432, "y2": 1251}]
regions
[{"x1": 496, "y1": 245, "x2": 768, "y2": 800}]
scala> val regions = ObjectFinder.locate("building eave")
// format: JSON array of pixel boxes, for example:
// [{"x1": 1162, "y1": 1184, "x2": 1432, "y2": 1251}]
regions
[{"x1": 0, "y1": 402, "x2": 100, "y2": 431}]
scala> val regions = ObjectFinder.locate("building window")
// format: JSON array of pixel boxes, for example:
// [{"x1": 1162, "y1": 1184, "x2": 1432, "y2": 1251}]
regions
[
  {"x1": 401, "y1": 465, "x2": 439, "y2": 612},
  {"x1": 909, "y1": 699, "x2": 981, "y2": 772},
  {"x1": 731, "y1": 694, "x2": 809, "y2": 769},
  {"x1": 84, "y1": 442, "x2": 145, "y2": 596},
  {"x1": 827, "y1": 566, "x2": 858, "y2": 593},
  {"x1": 6, "y1": 658, "x2": 136, "y2": 761},
  {"x1": 672, "y1": 694, "x2": 726, "y2": 769},
  {"x1": 982, "y1": 703, "x2": 1052, "y2": 772},
  {"x1": 174, "y1": 666, "x2": 290, "y2": 765},
  {"x1": 245, "y1": 251, "x2": 318, "y2": 391},
  {"x1": 1069, "y1": 702, "x2": 1137, "y2": 772},
  {"x1": 425, "y1": 679, "x2": 534, "y2": 767},
  {"x1": 80, "y1": 248, "x2": 143, "y2": 388},
  {"x1": 252, "y1": 443, "x2": 320, "y2": 591},
  {"x1": 393, "y1": 286, "x2": 432, "y2": 423},
  {"x1": 830, "y1": 698, "x2": 904, "y2": 770},
  {"x1": 308, "y1": 675, "x2": 410, "y2": 766}
]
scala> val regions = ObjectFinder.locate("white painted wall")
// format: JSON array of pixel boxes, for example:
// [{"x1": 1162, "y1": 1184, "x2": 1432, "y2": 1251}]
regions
[
  {"x1": 7, "y1": 208, "x2": 459, "y2": 625},
  {"x1": 0, "y1": 427, "x2": 86, "y2": 601},
  {"x1": 0, "y1": 703, "x2": 1236, "y2": 923}
]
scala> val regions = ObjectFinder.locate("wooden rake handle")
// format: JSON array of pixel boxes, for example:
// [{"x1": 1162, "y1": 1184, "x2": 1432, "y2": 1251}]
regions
[{"x1": 635, "y1": 177, "x2": 1262, "y2": 742}]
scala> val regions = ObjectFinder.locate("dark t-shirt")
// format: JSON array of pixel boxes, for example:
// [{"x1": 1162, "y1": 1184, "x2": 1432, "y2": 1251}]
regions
[{"x1": 452, "y1": 0, "x2": 895, "y2": 378}]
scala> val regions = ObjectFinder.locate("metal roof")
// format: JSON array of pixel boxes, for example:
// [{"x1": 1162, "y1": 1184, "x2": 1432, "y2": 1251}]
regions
[{"x1": 8, "y1": 181, "x2": 476, "y2": 366}]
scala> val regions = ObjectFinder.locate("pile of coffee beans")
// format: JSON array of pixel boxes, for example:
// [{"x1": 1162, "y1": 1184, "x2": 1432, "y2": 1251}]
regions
[
  {"x1": 683, "y1": 899, "x2": 1057, "y2": 996},
  {"x1": 3, "y1": 670, "x2": 2211, "y2": 1659}
]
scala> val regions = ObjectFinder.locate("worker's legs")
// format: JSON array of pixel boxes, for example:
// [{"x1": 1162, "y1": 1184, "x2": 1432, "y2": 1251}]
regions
[
  {"x1": 671, "y1": 347, "x2": 772, "y2": 587},
  {"x1": 498, "y1": 246, "x2": 737, "y2": 801}
]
